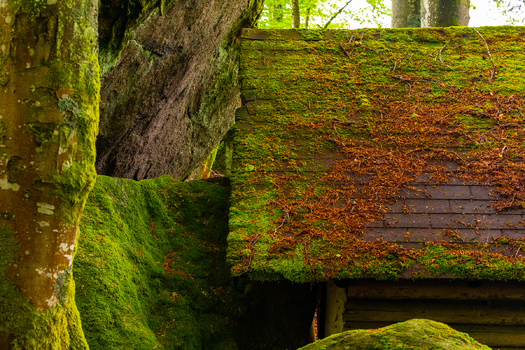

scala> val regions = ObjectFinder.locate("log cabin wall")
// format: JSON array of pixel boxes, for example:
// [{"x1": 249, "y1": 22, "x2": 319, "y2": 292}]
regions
[{"x1": 326, "y1": 280, "x2": 525, "y2": 350}]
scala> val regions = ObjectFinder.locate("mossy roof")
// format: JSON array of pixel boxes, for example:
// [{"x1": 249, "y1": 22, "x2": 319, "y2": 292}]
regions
[{"x1": 228, "y1": 26, "x2": 525, "y2": 283}]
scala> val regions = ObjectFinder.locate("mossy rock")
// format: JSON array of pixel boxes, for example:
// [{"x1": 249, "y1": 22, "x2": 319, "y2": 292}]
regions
[
  {"x1": 74, "y1": 175, "x2": 317, "y2": 350},
  {"x1": 300, "y1": 319, "x2": 491, "y2": 350},
  {"x1": 75, "y1": 175, "x2": 237, "y2": 349}
]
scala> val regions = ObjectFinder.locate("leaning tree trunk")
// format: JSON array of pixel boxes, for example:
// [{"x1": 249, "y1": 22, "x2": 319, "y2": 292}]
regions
[
  {"x1": 421, "y1": 0, "x2": 469, "y2": 26},
  {"x1": 391, "y1": 0, "x2": 421, "y2": 27},
  {"x1": 0, "y1": 1, "x2": 99, "y2": 348},
  {"x1": 291, "y1": 0, "x2": 300, "y2": 28}
]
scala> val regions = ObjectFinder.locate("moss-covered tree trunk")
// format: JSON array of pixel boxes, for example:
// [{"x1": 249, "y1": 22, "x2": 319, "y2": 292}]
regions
[
  {"x1": 0, "y1": 0, "x2": 99, "y2": 348},
  {"x1": 391, "y1": 0, "x2": 421, "y2": 27},
  {"x1": 421, "y1": 0, "x2": 469, "y2": 26},
  {"x1": 291, "y1": 0, "x2": 300, "y2": 28}
]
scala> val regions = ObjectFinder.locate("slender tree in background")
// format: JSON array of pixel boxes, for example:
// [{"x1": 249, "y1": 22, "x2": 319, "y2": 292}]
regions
[
  {"x1": 259, "y1": 0, "x2": 390, "y2": 29},
  {"x1": 0, "y1": 0, "x2": 99, "y2": 347},
  {"x1": 273, "y1": 2, "x2": 285, "y2": 23},
  {"x1": 262, "y1": 0, "x2": 473, "y2": 29}
]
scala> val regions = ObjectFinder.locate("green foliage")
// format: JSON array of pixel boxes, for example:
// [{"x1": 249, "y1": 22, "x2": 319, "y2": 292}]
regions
[
  {"x1": 75, "y1": 175, "x2": 247, "y2": 350},
  {"x1": 257, "y1": 0, "x2": 389, "y2": 29}
]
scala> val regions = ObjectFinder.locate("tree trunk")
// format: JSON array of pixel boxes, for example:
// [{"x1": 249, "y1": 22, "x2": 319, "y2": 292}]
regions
[
  {"x1": 392, "y1": 0, "x2": 421, "y2": 27},
  {"x1": 305, "y1": 7, "x2": 311, "y2": 29},
  {"x1": 0, "y1": 0, "x2": 98, "y2": 348},
  {"x1": 291, "y1": 0, "x2": 301, "y2": 28},
  {"x1": 421, "y1": 0, "x2": 470, "y2": 26}
]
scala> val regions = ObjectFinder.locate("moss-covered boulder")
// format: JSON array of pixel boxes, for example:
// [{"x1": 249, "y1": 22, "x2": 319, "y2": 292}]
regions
[
  {"x1": 74, "y1": 175, "x2": 237, "y2": 349},
  {"x1": 301, "y1": 319, "x2": 491, "y2": 350}
]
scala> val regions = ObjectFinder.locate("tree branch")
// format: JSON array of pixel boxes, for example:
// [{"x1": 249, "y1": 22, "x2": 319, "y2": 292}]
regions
[{"x1": 322, "y1": 0, "x2": 353, "y2": 30}]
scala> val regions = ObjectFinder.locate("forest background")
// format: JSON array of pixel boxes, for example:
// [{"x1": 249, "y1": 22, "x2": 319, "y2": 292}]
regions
[{"x1": 258, "y1": 0, "x2": 525, "y2": 29}]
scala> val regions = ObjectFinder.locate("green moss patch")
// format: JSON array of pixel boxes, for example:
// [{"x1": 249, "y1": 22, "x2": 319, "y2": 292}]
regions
[
  {"x1": 300, "y1": 319, "x2": 490, "y2": 350},
  {"x1": 75, "y1": 175, "x2": 241, "y2": 350}
]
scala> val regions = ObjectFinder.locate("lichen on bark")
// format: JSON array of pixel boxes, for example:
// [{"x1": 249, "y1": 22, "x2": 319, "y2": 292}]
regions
[{"x1": 0, "y1": 0, "x2": 99, "y2": 347}]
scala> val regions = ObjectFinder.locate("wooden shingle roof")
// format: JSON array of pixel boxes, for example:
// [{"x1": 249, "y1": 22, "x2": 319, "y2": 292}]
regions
[{"x1": 228, "y1": 27, "x2": 525, "y2": 282}]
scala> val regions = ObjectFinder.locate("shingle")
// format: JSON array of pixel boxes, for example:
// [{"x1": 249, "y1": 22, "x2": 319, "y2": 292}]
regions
[
  {"x1": 384, "y1": 213, "x2": 431, "y2": 228},
  {"x1": 474, "y1": 214, "x2": 524, "y2": 229},
  {"x1": 429, "y1": 213, "x2": 478, "y2": 229},
  {"x1": 403, "y1": 199, "x2": 451, "y2": 214},
  {"x1": 450, "y1": 200, "x2": 496, "y2": 214},
  {"x1": 470, "y1": 186, "x2": 500, "y2": 200},
  {"x1": 398, "y1": 186, "x2": 428, "y2": 199},
  {"x1": 424, "y1": 185, "x2": 472, "y2": 199},
  {"x1": 501, "y1": 230, "x2": 525, "y2": 239},
  {"x1": 384, "y1": 201, "x2": 406, "y2": 213},
  {"x1": 364, "y1": 228, "x2": 410, "y2": 242}
]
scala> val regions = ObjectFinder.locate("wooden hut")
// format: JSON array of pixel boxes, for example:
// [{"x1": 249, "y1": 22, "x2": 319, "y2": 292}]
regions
[{"x1": 228, "y1": 27, "x2": 525, "y2": 349}]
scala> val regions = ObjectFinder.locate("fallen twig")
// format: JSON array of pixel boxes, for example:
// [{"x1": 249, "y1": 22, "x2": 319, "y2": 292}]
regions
[
  {"x1": 339, "y1": 44, "x2": 352, "y2": 60},
  {"x1": 434, "y1": 42, "x2": 448, "y2": 64},
  {"x1": 472, "y1": 28, "x2": 497, "y2": 83},
  {"x1": 273, "y1": 212, "x2": 289, "y2": 236},
  {"x1": 391, "y1": 75, "x2": 442, "y2": 85}
]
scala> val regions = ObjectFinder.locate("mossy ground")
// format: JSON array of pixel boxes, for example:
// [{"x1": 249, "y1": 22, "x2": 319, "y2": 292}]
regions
[
  {"x1": 300, "y1": 319, "x2": 491, "y2": 350},
  {"x1": 74, "y1": 175, "x2": 244, "y2": 350}
]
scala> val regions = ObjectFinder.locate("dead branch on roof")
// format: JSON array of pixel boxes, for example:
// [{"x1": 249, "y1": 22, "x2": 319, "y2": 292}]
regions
[
  {"x1": 472, "y1": 28, "x2": 498, "y2": 83},
  {"x1": 241, "y1": 234, "x2": 261, "y2": 274},
  {"x1": 273, "y1": 210, "x2": 290, "y2": 237},
  {"x1": 339, "y1": 44, "x2": 352, "y2": 60},
  {"x1": 391, "y1": 75, "x2": 443, "y2": 85},
  {"x1": 435, "y1": 42, "x2": 447, "y2": 64},
  {"x1": 389, "y1": 59, "x2": 398, "y2": 73}
]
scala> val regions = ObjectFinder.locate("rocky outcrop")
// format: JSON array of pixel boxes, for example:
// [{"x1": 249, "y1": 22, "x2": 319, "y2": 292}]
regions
[
  {"x1": 75, "y1": 175, "x2": 318, "y2": 350},
  {"x1": 300, "y1": 319, "x2": 491, "y2": 350},
  {"x1": 96, "y1": 0, "x2": 263, "y2": 180}
]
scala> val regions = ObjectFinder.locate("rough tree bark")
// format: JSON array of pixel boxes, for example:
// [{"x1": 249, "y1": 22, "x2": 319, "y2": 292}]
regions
[
  {"x1": 421, "y1": 0, "x2": 470, "y2": 26},
  {"x1": 95, "y1": 0, "x2": 263, "y2": 181},
  {"x1": 391, "y1": 0, "x2": 421, "y2": 27},
  {"x1": 0, "y1": 0, "x2": 98, "y2": 348},
  {"x1": 291, "y1": 0, "x2": 301, "y2": 28}
]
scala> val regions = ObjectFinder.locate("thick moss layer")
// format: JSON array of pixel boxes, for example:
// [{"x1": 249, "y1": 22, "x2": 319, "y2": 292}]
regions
[
  {"x1": 74, "y1": 175, "x2": 317, "y2": 349},
  {"x1": 300, "y1": 319, "x2": 490, "y2": 350},
  {"x1": 75, "y1": 175, "x2": 238, "y2": 349}
]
